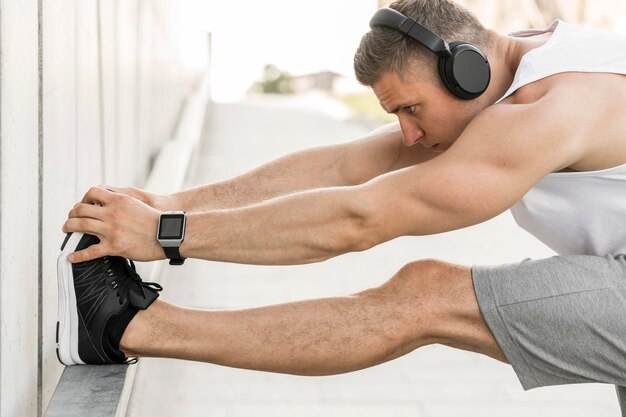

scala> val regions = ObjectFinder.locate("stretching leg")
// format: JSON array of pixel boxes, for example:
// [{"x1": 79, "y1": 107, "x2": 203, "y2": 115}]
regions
[{"x1": 120, "y1": 259, "x2": 507, "y2": 375}]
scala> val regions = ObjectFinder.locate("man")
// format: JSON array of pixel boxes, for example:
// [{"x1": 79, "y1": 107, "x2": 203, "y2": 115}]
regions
[{"x1": 59, "y1": 0, "x2": 626, "y2": 412}]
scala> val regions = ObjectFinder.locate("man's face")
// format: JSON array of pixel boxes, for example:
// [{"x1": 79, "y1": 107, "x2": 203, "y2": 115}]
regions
[{"x1": 372, "y1": 71, "x2": 482, "y2": 152}]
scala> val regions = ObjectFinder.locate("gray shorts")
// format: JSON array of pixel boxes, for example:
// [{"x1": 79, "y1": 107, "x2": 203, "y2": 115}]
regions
[{"x1": 472, "y1": 255, "x2": 626, "y2": 410}]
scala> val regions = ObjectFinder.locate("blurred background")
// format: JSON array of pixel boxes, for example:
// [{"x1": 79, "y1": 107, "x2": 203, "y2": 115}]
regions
[
  {"x1": 2, "y1": 1, "x2": 625, "y2": 417},
  {"x1": 180, "y1": 0, "x2": 626, "y2": 123}
]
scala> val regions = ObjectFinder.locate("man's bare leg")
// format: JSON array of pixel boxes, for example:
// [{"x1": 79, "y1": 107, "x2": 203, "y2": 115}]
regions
[{"x1": 120, "y1": 259, "x2": 508, "y2": 375}]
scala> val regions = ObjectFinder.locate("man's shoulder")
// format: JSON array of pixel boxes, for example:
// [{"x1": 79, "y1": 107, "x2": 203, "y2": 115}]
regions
[
  {"x1": 483, "y1": 73, "x2": 600, "y2": 155},
  {"x1": 489, "y1": 72, "x2": 626, "y2": 171},
  {"x1": 453, "y1": 84, "x2": 587, "y2": 174},
  {"x1": 487, "y1": 72, "x2": 626, "y2": 151},
  {"x1": 500, "y1": 71, "x2": 613, "y2": 106},
  {"x1": 482, "y1": 77, "x2": 581, "y2": 128}
]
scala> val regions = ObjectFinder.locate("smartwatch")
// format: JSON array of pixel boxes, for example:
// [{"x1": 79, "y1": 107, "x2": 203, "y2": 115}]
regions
[{"x1": 157, "y1": 211, "x2": 186, "y2": 265}]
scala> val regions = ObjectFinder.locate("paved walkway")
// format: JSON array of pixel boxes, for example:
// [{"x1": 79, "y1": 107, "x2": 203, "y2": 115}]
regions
[{"x1": 127, "y1": 96, "x2": 620, "y2": 417}]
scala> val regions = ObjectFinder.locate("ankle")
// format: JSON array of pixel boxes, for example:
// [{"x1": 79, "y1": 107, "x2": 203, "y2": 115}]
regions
[
  {"x1": 119, "y1": 312, "x2": 144, "y2": 357},
  {"x1": 119, "y1": 299, "x2": 164, "y2": 357}
]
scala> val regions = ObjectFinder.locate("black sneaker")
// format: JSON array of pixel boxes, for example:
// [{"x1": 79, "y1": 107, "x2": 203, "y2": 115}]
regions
[{"x1": 57, "y1": 232, "x2": 163, "y2": 365}]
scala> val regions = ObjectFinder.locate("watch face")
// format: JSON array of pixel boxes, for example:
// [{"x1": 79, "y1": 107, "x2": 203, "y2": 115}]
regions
[{"x1": 158, "y1": 215, "x2": 184, "y2": 239}]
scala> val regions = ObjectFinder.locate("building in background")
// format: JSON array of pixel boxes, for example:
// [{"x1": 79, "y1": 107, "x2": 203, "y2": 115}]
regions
[
  {"x1": 291, "y1": 70, "x2": 343, "y2": 94},
  {"x1": 250, "y1": 67, "x2": 347, "y2": 96}
]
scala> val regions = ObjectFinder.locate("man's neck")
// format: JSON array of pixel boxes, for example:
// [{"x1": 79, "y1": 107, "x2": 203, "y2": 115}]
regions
[{"x1": 482, "y1": 32, "x2": 554, "y2": 104}]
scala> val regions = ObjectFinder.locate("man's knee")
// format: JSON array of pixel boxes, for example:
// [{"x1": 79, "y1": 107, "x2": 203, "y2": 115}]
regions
[
  {"x1": 363, "y1": 259, "x2": 508, "y2": 363},
  {"x1": 385, "y1": 259, "x2": 467, "y2": 302},
  {"x1": 359, "y1": 259, "x2": 466, "y2": 337}
]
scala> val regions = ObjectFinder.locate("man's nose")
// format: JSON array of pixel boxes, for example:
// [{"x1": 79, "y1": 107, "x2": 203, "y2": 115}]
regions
[{"x1": 398, "y1": 117, "x2": 425, "y2": 146}]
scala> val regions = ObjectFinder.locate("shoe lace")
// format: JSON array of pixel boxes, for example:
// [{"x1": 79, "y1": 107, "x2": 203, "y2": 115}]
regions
[{"x1": 105, "y1": 257, "x2": 163, "y2": 306}]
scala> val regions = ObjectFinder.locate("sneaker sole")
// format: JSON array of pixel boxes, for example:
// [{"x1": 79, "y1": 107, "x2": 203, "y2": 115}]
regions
[{"x1": 57, "y1": 232, "x2": 86, "y2": 366}]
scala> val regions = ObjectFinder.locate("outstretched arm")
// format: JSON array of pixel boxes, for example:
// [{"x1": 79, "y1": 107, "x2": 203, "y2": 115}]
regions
[
  {"x1": 64, "y1": 91, "x2": 584, "y2": 264},
  {"x1": 178, "y1": 95, "x2": 578, "y2": 265},
  {"x1": 108, "y1": 122, "x2": 435, "y2": 213}
]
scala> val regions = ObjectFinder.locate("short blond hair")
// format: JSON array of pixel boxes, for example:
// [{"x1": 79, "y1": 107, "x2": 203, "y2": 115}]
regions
[{"x1": 354, "y1": 0, "x2": 493, "y2": 86}]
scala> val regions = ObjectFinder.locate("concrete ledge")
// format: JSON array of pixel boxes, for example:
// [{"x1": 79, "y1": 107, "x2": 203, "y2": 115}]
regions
[
  {"x1": 44, "y1": 71, "x2": 211, "y2": 417},
  {"x1": 45, "y1": 365, "x2": 134, "y2": 417}
]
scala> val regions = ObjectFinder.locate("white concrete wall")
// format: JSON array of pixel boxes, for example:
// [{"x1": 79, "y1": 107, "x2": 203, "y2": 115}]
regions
[
  {"x1": 42, "y1": 2, "x2": 77, "y2": 417},
  {"x1": 0, "y1": 1, "x2": 40, "y2": 417},
  {"x1": 0, "y1": 1, "x2": 208, "y2": 416}
]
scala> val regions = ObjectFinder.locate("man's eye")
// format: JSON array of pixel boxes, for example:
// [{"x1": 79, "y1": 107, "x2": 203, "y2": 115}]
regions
[{"x1": 405, "y1": 105, "x2": 416, "y2": 114}]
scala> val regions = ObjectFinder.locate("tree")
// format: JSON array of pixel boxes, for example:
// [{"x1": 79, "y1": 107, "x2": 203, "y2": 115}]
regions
[{"x1": 258, "y1": 64, "x2": 293, "y2": 94}]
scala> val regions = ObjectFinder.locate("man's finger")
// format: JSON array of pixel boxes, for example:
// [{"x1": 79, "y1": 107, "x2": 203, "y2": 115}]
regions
[
  {"x1": 103, "y1": 186, "x2": 148, "y2": 203},
  {"x1": 99, "y1": 184, "x2": 118, "y2": 193},
  {"x1": 80, "y1": 186, "x2": 117, "y2": 206},
  {"x1": 62, "y1": 217, "x2": 107, "y2": 236},
  {"x1": 68, "y1": 243, "x2": 106, "y2": 263},
  {"x1": 67, "y1": 202, "x2": 105, "y2": 220}
]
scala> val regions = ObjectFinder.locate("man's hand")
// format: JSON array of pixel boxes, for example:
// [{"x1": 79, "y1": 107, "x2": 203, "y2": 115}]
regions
[
  {"x1": 99, "y1": 185, "x2": 178, "y2": 212},
  {"x1": 63, "y1": 186, "x2": 166, "y2": 263}
]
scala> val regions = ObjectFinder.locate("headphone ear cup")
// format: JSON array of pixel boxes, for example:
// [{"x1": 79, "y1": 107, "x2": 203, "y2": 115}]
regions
[{"x1": 438, "y1": 41, "x2": 491, "y2": 100}]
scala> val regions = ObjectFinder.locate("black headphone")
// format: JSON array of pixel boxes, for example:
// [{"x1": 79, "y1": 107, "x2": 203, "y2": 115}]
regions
[{"x1": 369, "y1": 8, "x2": 490, "y2": 100}]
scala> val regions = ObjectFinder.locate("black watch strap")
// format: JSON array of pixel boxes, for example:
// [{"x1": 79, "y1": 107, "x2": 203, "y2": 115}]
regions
[{"x1": 164, "y1": 246, "x2": 186, "y2": 265}]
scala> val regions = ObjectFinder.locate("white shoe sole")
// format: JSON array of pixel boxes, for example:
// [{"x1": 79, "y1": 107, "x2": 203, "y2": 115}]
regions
[{"x1": 57, "y1": 232, "x2": 86, "y2": 366}]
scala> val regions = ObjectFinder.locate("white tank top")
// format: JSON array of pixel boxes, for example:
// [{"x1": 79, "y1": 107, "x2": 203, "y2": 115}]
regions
[{"x1": 501, "y1": 20, "x2": 626, "y2": 256}]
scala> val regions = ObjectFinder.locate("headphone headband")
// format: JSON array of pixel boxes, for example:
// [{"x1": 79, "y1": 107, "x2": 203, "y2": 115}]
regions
[
  {"x1": 369, "y1": 8, "x2": 451, "y2": 57},
  {"x1": 367, "y1": 7, "x2": 491, "y2": 100}
]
